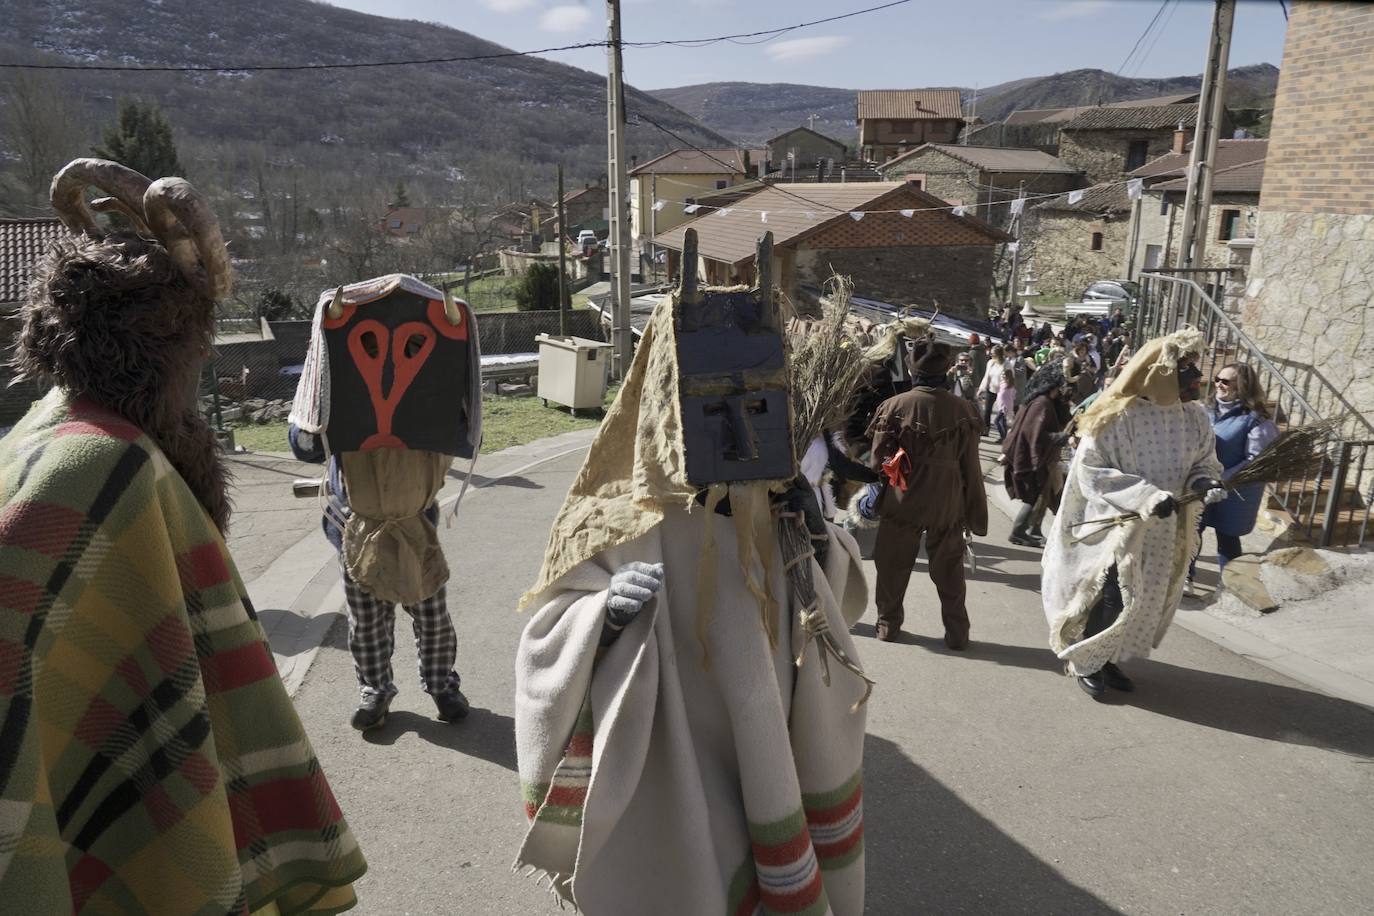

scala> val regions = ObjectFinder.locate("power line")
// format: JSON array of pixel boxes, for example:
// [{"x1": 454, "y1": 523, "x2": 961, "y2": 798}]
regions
[
  {"x1": 0, "y1": 1, "x2": 913, "y2": 73},
  {"x1": 1115, "y1": 0, "x2": 1173, "y2": 77},
  {"x1": 1129, "y1": 0, "x2": 1180, "y2": 80}
]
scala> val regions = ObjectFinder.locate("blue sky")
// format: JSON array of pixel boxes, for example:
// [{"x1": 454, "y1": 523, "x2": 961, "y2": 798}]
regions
[{"x1": 325, "y1": 0, "x2": 1288, "y2": 91}]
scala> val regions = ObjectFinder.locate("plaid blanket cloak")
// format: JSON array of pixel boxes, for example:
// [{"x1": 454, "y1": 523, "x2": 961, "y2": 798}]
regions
[{"x1": 0, "y1": 392, "x2": 366, "y2": 914}]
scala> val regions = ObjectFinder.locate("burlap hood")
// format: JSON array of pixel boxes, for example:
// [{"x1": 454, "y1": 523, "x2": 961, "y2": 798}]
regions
[{"x1": 1077, "y1": 326, "x2": 1204, "y2": 439}]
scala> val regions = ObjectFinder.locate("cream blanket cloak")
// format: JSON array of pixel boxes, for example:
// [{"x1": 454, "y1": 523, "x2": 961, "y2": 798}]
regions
[
  {"x1": 515, "y1": 507, "x2": 869, "y2": 915},
  {"x1": 1042, "y1": 400, "x2": 1222, "y2": 676}
]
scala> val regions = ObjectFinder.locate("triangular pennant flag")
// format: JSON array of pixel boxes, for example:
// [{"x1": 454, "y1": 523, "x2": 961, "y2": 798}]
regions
[
  {"x1": 849, "y1": 211, "x2": 865, "y2": 221},
  {"x1": 900, "y1": 208, "x2": 915, "y2": 218},
  {"x1": 1128, "y1": 178, "x2": 1144, "y2": 200},
  {"x1": 1007, "y1": 241, "x2": 1020, "y2": 253},
  {"x1": 953, "y1": 205, "x2": 967, "y2": 217},
  {"x1": 1068, "y1": 189, "x2": 1085, "y2": 205},
  {"x1": 652, "y1": 199, "x2": 666, "y2": 212},
  {"x1": 1010, "y1": 198, "x2": 1025, "y2": 216},
  {"x1": 760, "y1": 211, "x2": 768, "y2": 223},
  {"x1": 804, "y1": 211, "x2": 817, "y2": 221},
  {"x1": 719, "y1": 208, "x2": 734, "y2": 217},
  {"x1": 683, "y1": 203, "x2": 701, "y2": 214}
]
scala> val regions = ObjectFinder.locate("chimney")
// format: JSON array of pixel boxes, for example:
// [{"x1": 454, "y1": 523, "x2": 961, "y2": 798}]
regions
[{"x1": 1172, "y1": 124, "x2": 1188, "y2": 155}]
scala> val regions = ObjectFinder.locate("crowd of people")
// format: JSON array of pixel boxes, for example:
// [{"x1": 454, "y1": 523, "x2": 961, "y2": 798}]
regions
[{"x1": 1, "y1": 160, "x2": 1283, "y2": 915}]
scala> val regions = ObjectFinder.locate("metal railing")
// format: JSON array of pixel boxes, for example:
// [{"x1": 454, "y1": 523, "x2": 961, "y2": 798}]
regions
[{"x1": 1134, "y1": 272, "x2": 1373, "y2": 548}]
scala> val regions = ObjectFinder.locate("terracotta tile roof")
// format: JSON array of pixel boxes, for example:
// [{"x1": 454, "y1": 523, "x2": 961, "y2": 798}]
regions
[
  {"x1": 856, "y1": 89, "x2": 964, "y2": 121},
  {"x1": 0, "y1": 218, "x2": 69, "y2": 304},
  {"x1": 1033, "y1": 181, "x2": 1131, "y2": 215},
  {"x1": 628, "y1": 148, "x2": 764, "y2": 176},
  {"x1": 878, "y1": 143, "x2": 1079, "y2": 175},
  {"x1": 1130, "y1": 138, "x2": 1268, "y2": 179},
  {"x1": 1154, "y1": 158, "x2": 1266, "y2": 194},
  {"x1": 652, "y1": 182, "x2": 1009, "y2": 265},
  {"x1": 1003, "y1": 93, "x2": 1200, "y2": 126},
  {"x1": 1060, "y1": 103, "x2": 1200, "y2": 132}
]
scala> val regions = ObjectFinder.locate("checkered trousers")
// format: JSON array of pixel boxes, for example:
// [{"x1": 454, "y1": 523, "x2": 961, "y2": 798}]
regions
[{"x1": 342, "y1": 571, "x2": 461, "y2": 700}]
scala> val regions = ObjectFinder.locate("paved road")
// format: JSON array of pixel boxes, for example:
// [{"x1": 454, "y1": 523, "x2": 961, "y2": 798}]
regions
[{"x1": 284, "y1": 440, "x2": 1374, "y2": 915}]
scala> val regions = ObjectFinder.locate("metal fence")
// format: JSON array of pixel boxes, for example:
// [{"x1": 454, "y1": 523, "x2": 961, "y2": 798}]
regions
[{"x1": 1134, "y1": 271, "x2": 1373, "y2": 548}]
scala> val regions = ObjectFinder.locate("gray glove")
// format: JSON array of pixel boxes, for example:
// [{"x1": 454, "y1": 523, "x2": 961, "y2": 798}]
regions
[
  {"x1": 606, "y1": 562, "x2": 665, "y2": 630},
  {"x1": 1191, "y1": 476, "x2": 1228, "y2": 506}
]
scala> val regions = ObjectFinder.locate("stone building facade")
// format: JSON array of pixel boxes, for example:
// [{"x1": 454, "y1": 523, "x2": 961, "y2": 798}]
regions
[
  {"x1": 1241, "y1": 1, "x2": 1374, "y2": 435},
  {"x1": 1023, "y1": 183, "x2": 1132, "y2": 301},
  {"x1": 1057, "y1": 104, "x2": 1212, "y2": 185},
  {"x1": 876, "y1": 144, "x2": 1083, "y2": 229},
  {"x1": 766, "y1": 127, "x2": 848, "y2": 171}
]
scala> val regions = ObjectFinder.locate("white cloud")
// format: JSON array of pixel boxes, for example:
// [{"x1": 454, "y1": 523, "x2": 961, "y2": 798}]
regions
[
  {"x1": 1037, "y1": 0, "x2": 1109, "y2": 21},
  {"x1": 764, "y1": 35, "x2": 851, "y2": 63},
  {"x1": 480, "y1": 0, "x2": 537, "y2": 12},
  {"x1": 540, "y1": 4, "x2": 594, "y2": 32}
]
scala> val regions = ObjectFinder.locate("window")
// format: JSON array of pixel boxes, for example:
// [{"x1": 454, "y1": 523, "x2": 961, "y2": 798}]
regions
[
  {"x1": 1218, "y1": 209, "x2": 1242, "y2": 240},
  {"x1": 715, "y1": 179, "x2": 728, "y2": 190},
  {"x1": 1159, "y1": 196, "x2": 1170, "y2": 217},
  {"x1": 1125, "y1": 140, "x2": 1150, "y2": 171},
  {"x1": 904, "y1": 173, "x2": 925, "y2": 190},
  {"x1": 1091, "y1": 232, "x2": 1104, "y2": 251},
  {"x1": 1144, "y1": 244, "x2": 1163, "y2": 269},
  {"x1": 389, "y1": 218, "x2": 402, "y2": 229},
  {"x1": 889, "y1": 120, "x2": 915, "y2": 134}
]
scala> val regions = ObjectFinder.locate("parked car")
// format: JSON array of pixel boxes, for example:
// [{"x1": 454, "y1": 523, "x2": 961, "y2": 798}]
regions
[{"x1": 1081, "y1": 279, "x2": 1139, "y2": 305}]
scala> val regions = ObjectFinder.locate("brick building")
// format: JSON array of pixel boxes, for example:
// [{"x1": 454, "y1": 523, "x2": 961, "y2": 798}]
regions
[
  {"x1": 1024, "y1": 183, "x2": 1133, "y2": 301},
  {"x1": 857, "y1": 90, "x2": 966, "y2": 164},
  {"x1": 875, "y1": 144, "x2": 1083, "y2": 228},
  {"x1": 1241, "y1": 1, "x2": 1374, "y2": 434},
  {"x1": 651, "y1": 182, "x2": 1010, "y2": 318},
  {"x1": 1057, "y1": 102, "x2": 1226, "y2": 185}
]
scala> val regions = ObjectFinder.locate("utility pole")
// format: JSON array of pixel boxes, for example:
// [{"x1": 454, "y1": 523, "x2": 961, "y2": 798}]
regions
[
  {"x1": 1176, "y1": 0, "x2": 1235, "y2": 270},
  {"x1": 1006, "y1": 181, "x2": 1025, "y2": 308},
  {"x1": 557, "y1": 164, "x2": 568, "y2": 337},
  {"x1": 606, "y1": 0, "x2": 633, "y2": 378}
]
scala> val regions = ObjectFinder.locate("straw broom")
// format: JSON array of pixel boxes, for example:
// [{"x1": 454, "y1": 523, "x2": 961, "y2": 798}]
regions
[
  {"x1": 778, "y1": 274, "x2": 875, "y2": 710},
  {"x1": 1067, "y1": 417, "x2": 1340, "y2": 541}
]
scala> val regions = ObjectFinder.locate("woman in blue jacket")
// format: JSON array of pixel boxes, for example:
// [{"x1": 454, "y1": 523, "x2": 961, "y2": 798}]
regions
[{"x1": 1188, "y1": 363, "x2": 1279, "y2": 592}]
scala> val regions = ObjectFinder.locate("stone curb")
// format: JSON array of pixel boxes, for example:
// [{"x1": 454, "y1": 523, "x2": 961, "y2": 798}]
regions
[{"x1": 251, "y1": 428, "x2": 598, "y2": 695}]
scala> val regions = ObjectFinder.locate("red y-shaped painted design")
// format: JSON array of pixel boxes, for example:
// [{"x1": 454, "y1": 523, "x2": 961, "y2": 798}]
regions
[{"x1": 347, "y1": 319, "x2": 436, "y2": 450}]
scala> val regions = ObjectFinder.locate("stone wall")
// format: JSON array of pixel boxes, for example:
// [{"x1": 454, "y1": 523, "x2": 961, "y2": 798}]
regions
[
  {"x1": 767, "y1": 129, "x2": 846, "y2": 167},
  {"x1": 1130, "y1": 192, "x2": 1259, "y2": 274},
  {"x1": 794, "y1": 245, "x2": 995, "y2": 319},
  {"x1": 1242, "y1": 210, "x2": 1374, "y2": 435},
  {"x1": 1058, "y1": 129, "x2": 1178, "y2": 185},
  {"x1": 1022, "y1": 210, "x2": 1131, "y2": 301}
]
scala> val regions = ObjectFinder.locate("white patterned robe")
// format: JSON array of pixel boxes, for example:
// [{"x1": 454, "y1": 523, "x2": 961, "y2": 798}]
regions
[{"x1": 1043, "y1": 400, "x2": 1222, "y2": 675}]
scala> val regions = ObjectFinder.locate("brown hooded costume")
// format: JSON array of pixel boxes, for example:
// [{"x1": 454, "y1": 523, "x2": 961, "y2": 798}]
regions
[{"x1": 865, "y1": 338, "x2": 988, "y2": 646}]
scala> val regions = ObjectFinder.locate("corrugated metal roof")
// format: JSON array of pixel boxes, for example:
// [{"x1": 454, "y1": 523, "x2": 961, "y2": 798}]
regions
[
  {"x1": 1060, "y1": 103, "x2": 1200, "y2": 132},
  {"x1": 0, "y1": 218, "x2": 68, "y2": 304},
  {"x1": 1130, "y1": 138, "x2": 1268, "y2": 179},
  {"x1": 1033, "y1": 181, "x2": 1131, "y2": 214},
  {"x1": 652, "y1": 182, "x2": 1008, "y2": 265},
  {"x1": 1003, "y1": 93, "x2": 1200, "y2": 126},
  {"x1": 1154, "y1": 158, "x2": 1265, "y2": 194},
  {"x1": 628, "y1": 148, "x2": 765, "y2": 176},
  {"x1": 879, "y1": 143, "x2": 1080, "y2": 174},
  {"x1": 856, "y1": 89, "x2": 964, "y2": 121}
]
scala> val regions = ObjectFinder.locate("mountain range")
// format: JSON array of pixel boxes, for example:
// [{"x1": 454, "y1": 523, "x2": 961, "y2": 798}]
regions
[{"x1": 649, "y1": 64, "x2": 1281, "y2": 147}]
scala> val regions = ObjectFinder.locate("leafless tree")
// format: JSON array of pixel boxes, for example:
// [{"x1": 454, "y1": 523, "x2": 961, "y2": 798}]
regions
[{"x1": 0, "y1": 69, "x2": 86, "y2": 213}]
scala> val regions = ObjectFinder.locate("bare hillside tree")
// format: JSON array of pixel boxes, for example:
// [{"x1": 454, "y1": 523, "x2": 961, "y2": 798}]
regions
[{"x1": 0, "y1": 70, "x2": 85, "y2": 213}]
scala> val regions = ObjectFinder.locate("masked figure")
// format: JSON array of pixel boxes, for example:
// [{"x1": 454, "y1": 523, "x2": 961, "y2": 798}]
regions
[
  {"x1": 0, "y1": 159, "x2": 364, "y2": 912},
  {"x1": 514, "y1": 232, "x2": 869, "y2": 915},
  {"x1": 290, "y1": 275, "x2": 481, "y2": 730},
  {"x1": 1042, "y1": 328, "x2": 1224, "y2": 699}
]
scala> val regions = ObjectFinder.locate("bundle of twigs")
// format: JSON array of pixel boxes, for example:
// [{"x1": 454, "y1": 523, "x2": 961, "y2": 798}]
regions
[
  {"x1": 1067, "y1": 417, "x2": 1340, "y2": 541},
  {"x1": 788, "y1": 274, "x2": 869, "y2": 458}
]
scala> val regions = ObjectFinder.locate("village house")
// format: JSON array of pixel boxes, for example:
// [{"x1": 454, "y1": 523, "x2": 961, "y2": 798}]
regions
[
  {"x1": 378, "y1": 206, "x2": 453, "y2": 239},
  {"x1": 1022, "y1": 183, "x2": 1133, "y2": 302},
  {"x1": 1057, "y1": 101, "x2": 1227, "y2": 185},
  {"x1": 1126, "y1": 138, "x2": 1268, "y2": 275},
  {"x1": 971, "y1": 92, "x2": 1200, "y2": 153},
  {"x1": 766, "y1": 126, "x2": 848, "y2": 176},
  {"x1": 651, "y1": 182, "x2": 1010, "y2": 318},
  {"x1": 628, "y1": 148, "x2": 765, "y2": 269},
  {"x1": 538, "y1": 181, "x2": 610, "y2": 241},
  {"x1": 875, "y1": 143, "x2": 1083, "y2": 228},
  {"x1": 0, "y1": 218, "x2": 69, "y2": 425},
  {"x1": 857, "y1": 89, "x2": 966, "y2": 164}
]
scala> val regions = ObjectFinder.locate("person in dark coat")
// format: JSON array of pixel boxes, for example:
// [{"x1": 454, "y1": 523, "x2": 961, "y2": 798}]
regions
[
  {"x1": 1187, "y1": 363, "x2": 1279, "y2": 590},
  {"x1": 1002, "y1": 363, "x2": 1072, "y2": 547},
  {"x1": 866, "y1": 339, "x2": 988, "y2": 647}
]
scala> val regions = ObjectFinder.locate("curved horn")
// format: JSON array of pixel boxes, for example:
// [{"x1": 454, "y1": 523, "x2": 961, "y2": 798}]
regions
[
  {"x1": 143, "y1": 177, "x2": 232, "y2": 300},
  {"x1": 90, "y1": 196, "x2": 153, "y2": 238},
  {"x1": 50, "y1": 158, "x2": 154, "y2": 237},
  {"x1": 442, "y1": 286, "x2": 463, "y2": 326},
  {"x1": 326, "y1": 285, "x2": 345, "y2": 320}
]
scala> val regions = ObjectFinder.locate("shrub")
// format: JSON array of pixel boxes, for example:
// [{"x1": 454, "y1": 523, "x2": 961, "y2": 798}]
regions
[{"x1": 513, "y1": 262, "x2": 570, "y2": 312}]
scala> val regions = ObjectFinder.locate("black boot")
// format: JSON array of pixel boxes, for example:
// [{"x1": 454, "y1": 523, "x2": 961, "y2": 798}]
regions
[
  {"x1": 433, "y1": 687, "x2": 471, "y2": 722},
  {"x1": 1076, "y1": 670, "x2": 1107, "y2": 699},
  {"x1": 1102, "y1": 662, "x2": 1134, "y2": 692}
]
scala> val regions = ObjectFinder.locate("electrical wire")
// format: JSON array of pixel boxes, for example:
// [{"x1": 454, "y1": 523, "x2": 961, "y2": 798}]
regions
[
  {"x1": 1115, "y1": 0, "x2": 1173, "y2": 77},
  {"x1": 0, "y1": 1, "x2": 913, "y2": 73},
  {"x1": 1128, "y1": 0, "x2": 1180, "y2": 80}
]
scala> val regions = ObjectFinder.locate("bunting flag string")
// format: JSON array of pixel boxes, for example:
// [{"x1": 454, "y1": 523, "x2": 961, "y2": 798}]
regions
[
  {"x1": 760, "y1": 211, "x2": 769, "y2": 223},
  {"x1": 1128, "y1": 178, "x2": 1144, "y2": 200},
  {"x1": 899, "y1": 209, "x2": 915, "y2": 218},
  {"x1": 1009, "y1": 198, "x2": 1026, "y2": 216},
  {"x1": 1067, "y1": 189, "x2": 1085, "y2": 205},
  {"x1": 848, "y1": 211, "x2": 865, "y2": 221},
  {"x1": 683, "y1": 203, "x2": 701, "y2": 214},
  {"x1": 952, "y1": 205, "x2": 967, "y2": 217},
  {"x1": 653, "y1": 199, "x2": 666, "y2": 211}
]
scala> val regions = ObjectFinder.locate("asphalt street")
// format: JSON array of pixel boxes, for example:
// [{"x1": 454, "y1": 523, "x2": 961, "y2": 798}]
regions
[{"x1": 287, "y1": 440, "x2": 1374, "y2": 915}]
